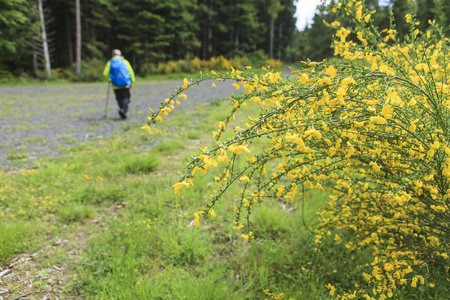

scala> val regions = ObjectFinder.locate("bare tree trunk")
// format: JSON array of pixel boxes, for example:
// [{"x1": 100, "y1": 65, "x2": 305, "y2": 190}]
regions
[
  {"x1": 38, "y1": 0, "x2": 51, "y2": 77},
  {"x1": 32, "y1": 50, "x2": 38, "y2": 77},
  {"x1": 91, "y1": 26, "x2": 97, "y2": 55},
  {"x1": 278, "y1": 17, "x2": 283, "y2": 59},
  {"x1": 208, "y1": 8, "x2": 212, "y2": 55},
  {"x1": 65, "y1": 13, "x2": 73, "y2": 67},
  {"x1": 269, "y1": 16, "x2": 274, "y2": 59},
  {"x1": 75, "y1": 0, "x2": 81, "y2": 74}
]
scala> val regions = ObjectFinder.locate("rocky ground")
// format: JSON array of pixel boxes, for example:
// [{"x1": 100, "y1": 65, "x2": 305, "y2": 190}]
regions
[{"x1": 0, "y1": 78, "x2": 239, "y2": 171}]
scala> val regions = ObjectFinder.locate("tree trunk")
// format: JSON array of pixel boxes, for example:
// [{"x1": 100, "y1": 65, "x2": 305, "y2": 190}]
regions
[
  {"x1": 208, "y1": 7, "x2": 212, "y2": 55},
  {"x1": 277, "y1": 16, "x2": 283, "y2": 59},
  {"x1": 91, "y1": 26, "x2": 97, "y2": 56},
  {"x1": 75, "y1": 0, "x2": 81, "y2": 74},
  {"x1": 65, "y1": 12, "x2": 73, "y2": 67},
  {"x1": 270, "y1": 16, "x2": 274, "y2": 59},
  {"x1": 32, "y1": 50, "x2": 38, "y2": 77},
  {"x1": 38, "y1": 0, "x2": 51, "y2": 77}
]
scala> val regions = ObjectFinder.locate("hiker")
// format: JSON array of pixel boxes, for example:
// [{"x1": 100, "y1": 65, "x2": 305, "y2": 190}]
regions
[{"x1": 103, "y1": 49, "x2": 136, "y2": 119}]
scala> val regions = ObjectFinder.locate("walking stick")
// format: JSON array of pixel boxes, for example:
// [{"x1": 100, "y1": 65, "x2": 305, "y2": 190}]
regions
[{"x1": 104, "y1": 82, "x2": 111, "y2": 119}]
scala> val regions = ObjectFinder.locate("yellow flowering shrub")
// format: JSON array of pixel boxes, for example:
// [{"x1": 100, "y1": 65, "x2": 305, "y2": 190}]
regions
[
  {"x1": 265, "y1": 58, "x2": 283, "y2": 69},
  {"x1": 157, "y1": 56, "x2": 283, "y2": 75},
  {"x1": 146, "y1": 0, "x2": 449, "y2": 298}
]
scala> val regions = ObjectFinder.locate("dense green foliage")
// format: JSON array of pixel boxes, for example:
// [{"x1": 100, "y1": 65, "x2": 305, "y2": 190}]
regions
[
  {"x1": 0, "y1": 0, "x2": 296, "y2": 78},
  {"x1": 2, "y1": 0, "x2": 450, "y2": 79},
  {"x1": 286, "y1": 0, "x2": 450, "y2": 62}
]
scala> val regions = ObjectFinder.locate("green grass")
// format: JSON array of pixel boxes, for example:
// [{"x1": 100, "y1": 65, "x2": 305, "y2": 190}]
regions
[
  {"x1": 57, "y1": 203, "x2": 96, "y2": 223},
  {"x1": 0, "y1": 91, "x2": 448, "y2": 300},
  {"x1": 6, "y1": 149, "x2": 28, "y2": 160},
  {"x1": 24, "y1": 137, "x2": 47, "y2": 144},
  {"x1": 151, "y1": 139, "x2": 185, "y2": 155},
  {"x1": 186, "y1": 130, "x2": 201, "y2": 140},
  {"x1": 0, "y1": 222, "x2": 47, "y2": 263},
  {"x1": 123, "y1": 154, "x2": 159, "y2": 173}
]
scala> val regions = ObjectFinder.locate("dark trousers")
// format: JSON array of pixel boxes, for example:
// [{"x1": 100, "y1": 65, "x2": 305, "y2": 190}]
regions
[{"x1": 114, "y1": 88, "x2": 131, "y2": 113}]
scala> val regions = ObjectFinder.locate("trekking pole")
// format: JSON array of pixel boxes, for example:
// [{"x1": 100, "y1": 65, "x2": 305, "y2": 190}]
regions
[{"x1": 104, "y1": 82, "x2": 111, "y2": 119}]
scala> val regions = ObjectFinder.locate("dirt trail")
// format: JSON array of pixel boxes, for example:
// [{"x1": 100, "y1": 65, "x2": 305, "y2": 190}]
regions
[{"x1": 0, "y1": 79, "x2": 238, "y2": 170}]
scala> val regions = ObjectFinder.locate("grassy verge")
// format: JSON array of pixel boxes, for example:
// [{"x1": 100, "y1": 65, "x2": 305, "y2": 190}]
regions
[{"x1": 1, "y1": 96, "x2": 364, "y2": 299}]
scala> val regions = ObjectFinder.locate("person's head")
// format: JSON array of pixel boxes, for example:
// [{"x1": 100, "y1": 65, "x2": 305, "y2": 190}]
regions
[{"x1": 112, "y1": 49, "x2": 122, "y2": 57}]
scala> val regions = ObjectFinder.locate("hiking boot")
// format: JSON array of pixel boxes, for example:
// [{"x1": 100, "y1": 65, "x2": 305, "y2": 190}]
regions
[{"x1": 119, "y1": 109, "x2": 127, "y2": 119}]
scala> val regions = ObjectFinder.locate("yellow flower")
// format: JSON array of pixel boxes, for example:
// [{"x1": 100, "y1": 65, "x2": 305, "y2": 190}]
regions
[
  {"x1": 415, "y1": 63, "x2": 427, "y2": 71},
  {"x1": 334, "y1": 234, "x2": 342, "y2": 243},
  {"x1": 183, "y1": 78, "x2": 189, "y2": 89},
  {"x1": 379, "y1": 64, "x2": 389, "y2": 73},
  {"x1": 341, "y1": 77, "x2": 356, "y2": 85},
  {"x1": 408, "y1": 98, "x2": 416, "y2": 106},
  {"x1": 370, "y1": 116, "x2": 387, "y2": 125},
  {"x1": 325, "y1": 66, "x2": 337, "y2": 78},
  {"x1": 228, "y1": 144, "x2": 251, "y2": 154},
  {"x1": 370, "y1": 162, "x2": 381, "y2": 172},
  {"x1": 355, "y1": 8, "x2": 362, "y2": 22},
  {"x1": 354, "y1": 121, "x2": 365, "y2": 128},
  {"x1": 381, "y1": 105, "x2": 394, "y2": 119},
  {"x1": 212, "y1": 82, "x2": 216, "y2": 89},
  {"x1": 411, "y1": 276, "x2": 418, "y2": 287},
  {"x1": 173, "y1": 181, "x2": 191, "y2": 194},
  {"x1": 141, "y1": 125, "x2": 151, "y2": 133},
  {"x1": 217, "y1": 121, "x2": 225, "y2": 130},
  {"x1": 178, "y1": 93, "x2": 187, "y2": 100},
  {"x1": 193, "y1": 211, "x2": 204, "y2": 226},
  {"x1": 199, "y1": 154, "x2": 218, "y2": 170},
  {"x1": 331, "y1": 21, "x2": 341, "y2": 27},
  {"x1": 217, "y1": 149, "x2": 228, "y2": 162},
  {"x1": 405, "y1": 14, "x2": 412, "y2": 23},
  {"x1": 431, "y1": 140, "x2": 440, "y2": 149},
  {"x1": 241, "y1": 234, "x2": 249, "y2": 242},
  {"x1": 325, "y1": 284, "x2": 335, "y2": 296},
  {"x1": 304, "y1": 128, "x2": 322, "y2": 139},
  {"x1": 239, "y1": 175, "x2": 250, "y2": 182},
  {"x1": 233, "y1": 83, "x2": 240, "y2": 90},
  {"x1": 233, "y1": 222, "x2": 244, "y2": 231}
]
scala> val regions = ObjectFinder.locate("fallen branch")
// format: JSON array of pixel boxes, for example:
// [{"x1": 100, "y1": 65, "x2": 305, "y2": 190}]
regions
[
  {"x1": 0, "y1": 269, "x2": 11, "y2": 278},
  {"x1": 12, "y1": 292, "x2": 32, "y2": 300}
]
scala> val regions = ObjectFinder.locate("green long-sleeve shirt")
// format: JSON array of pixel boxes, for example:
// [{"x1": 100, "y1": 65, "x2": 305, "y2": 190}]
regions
[{"x1": 103, "y1": 56, "x2": 136, "y2": 89}]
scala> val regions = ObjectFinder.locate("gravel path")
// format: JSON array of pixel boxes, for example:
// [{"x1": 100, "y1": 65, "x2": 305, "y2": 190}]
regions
[{"x1": 0, "y1": 79, "x2": 240, "y2": 170}]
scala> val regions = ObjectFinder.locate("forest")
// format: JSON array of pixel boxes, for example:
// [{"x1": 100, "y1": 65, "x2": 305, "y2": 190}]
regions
[{"x1": 1, "y1": 0, "x2": 450, "y2": 79}]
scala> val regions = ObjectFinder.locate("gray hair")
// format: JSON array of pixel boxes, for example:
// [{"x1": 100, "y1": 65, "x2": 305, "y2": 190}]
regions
[{"x1": 112, "y1": 49, "x2": 122, "y2": 57}]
